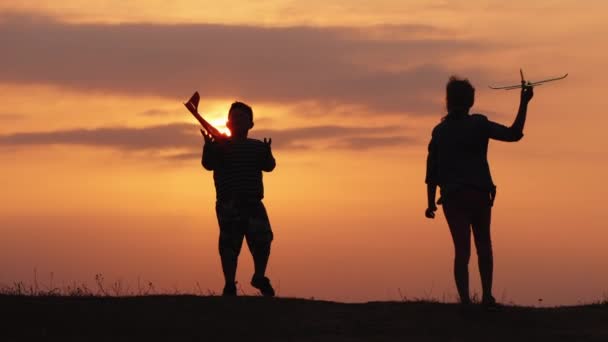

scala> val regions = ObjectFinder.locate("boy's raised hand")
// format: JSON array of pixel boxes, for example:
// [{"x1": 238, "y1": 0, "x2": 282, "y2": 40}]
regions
[
  {"x1": 263, "y1": 137, "x2": 272, "y2": 149},
  {"x1": 200, "y1": 129, "x2": 214, "y2": 144}
]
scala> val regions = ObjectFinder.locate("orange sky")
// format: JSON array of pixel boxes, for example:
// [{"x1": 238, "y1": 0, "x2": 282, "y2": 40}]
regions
[{"x1": 1, "y1": 1, "x2": 607, "y2": 305}]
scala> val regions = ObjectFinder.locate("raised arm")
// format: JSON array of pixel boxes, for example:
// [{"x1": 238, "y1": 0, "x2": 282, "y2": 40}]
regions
[
  {"x1": 261, "y1": 138, "x2": 276, "y2": 172},
  {"x1": 488, "y1": 83, "x2": 534, "y2": 142},
  {"x1": 511, "y1": 82, "x2": 534, "y2": 135}
]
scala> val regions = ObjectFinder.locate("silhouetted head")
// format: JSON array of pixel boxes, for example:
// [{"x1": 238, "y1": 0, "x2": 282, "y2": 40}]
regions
[
  {"x1": 445, "y1": 76, "x2": 475, "y2": 115},
  {"x1": 227, "y1": 101, "x2": 254, "y2": 138}
]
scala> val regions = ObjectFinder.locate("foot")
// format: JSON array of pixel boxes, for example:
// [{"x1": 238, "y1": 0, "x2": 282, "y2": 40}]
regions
[
  {"x1": 251, "y1": 276, "x2": 275, "y2": 297},
  {"x1": 222, "y1": 282, "x2": 237, "y2": 296},
  {"x1": 482, "y1": 295, "x2": 502, "y2": 311},
  {"x1": 460, "y1": 297, "x2": 472, "y2": 305}
]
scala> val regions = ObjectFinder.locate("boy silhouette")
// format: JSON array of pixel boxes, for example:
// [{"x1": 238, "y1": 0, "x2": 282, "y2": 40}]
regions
[{"x1": 201, "y1": 101, "x2": 276, "y2": 296}]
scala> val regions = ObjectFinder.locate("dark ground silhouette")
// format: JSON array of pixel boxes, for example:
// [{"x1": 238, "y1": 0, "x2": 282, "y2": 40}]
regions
[{"x1": 1, "y1": 295, "x2": 606, "y2": 341}]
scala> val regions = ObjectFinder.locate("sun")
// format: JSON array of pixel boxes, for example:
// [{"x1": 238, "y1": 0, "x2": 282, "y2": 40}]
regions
[{"x1": 208, "y1": 118, "x2": 231, "y2": 136}]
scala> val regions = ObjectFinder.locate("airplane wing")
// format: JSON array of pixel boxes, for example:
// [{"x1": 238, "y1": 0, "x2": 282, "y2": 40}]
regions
[
  {"x1": 489, "y1": 83, "x2": 545, "y2": 90},
  {"x1": 488, "y1": 84, "x2": 523, "y2": 90},
  {"x1": 489, "y1": 73, "x2": 567, "y2": 90},
  {"x1": 529, "y1": 73, "x2": 568, "y2": 86}
]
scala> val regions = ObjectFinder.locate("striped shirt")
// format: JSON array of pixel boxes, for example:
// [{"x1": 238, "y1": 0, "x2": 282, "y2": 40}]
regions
[
  {"x1": 425, "y1": 114, "x2": 523, "y2": 194},
  {"x1": 202, "y1": 138, "x2": 275, "y2": 201}
]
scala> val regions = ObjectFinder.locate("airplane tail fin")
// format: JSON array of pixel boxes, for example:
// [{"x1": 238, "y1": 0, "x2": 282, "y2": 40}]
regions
[{"x1": 186, "y1": 92, "x2": 200, "y2": 110}]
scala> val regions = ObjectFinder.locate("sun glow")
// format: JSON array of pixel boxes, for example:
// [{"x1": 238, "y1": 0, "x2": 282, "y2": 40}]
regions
[{"x1": 207, "y1": 118, "x2": 231, "y2": 136}]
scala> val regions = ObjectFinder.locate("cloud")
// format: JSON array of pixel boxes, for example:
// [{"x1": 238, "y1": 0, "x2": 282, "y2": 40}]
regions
[
  {"x1": 0, "y1": 12, "x2": 494, "y2": 114},
  {"x1": 332, "y1": 136, "x2": 417, "y2": 150},
  {"x1": 139, "y1": 109, "x2": 173, "y2": 117},
  {"x1": 0, "y1": 122, "x2": 416, "y2": 155},
  {"x1": 0, "y1": 123, "x2": 194, "y2": 151},
  {"x1": 0, "y1": 113, "x2": 25, "y2": 121},
  {"x1": 252, "y1": 125, "x2": 412, "y2": 149}
]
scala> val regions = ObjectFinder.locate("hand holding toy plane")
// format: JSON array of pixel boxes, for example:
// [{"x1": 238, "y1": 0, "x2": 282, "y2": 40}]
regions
[{"x1": 184, "y1": 92, "x2": 228, "y2": 142}]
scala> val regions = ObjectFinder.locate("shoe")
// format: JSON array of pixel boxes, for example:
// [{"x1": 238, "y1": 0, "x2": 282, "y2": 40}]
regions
[
  {"x1": 251, "y1": 276, "x2": 275, "y2": 297},
  {"x1": 222, "y1": 282, "x2": 237, "y2": 296},
  {"x1": 482, "y1": 296, "x2": 502, "y2": 311}
]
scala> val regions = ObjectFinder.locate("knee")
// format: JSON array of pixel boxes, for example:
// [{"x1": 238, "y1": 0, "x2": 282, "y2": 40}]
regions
[
  {"x1": 454, "y1": 249, "x2": 471, "y2": 266},
  {"x1": 259, "y1": 230, "x2": 274, "y2": 244},
  {"x1": 219, "y1": 246, "x2": 241, "y2": 260},
  {"x1": 477, "y1": 245, "x2": 493, "y2": 261},
  {"x1": 250, "y1": 228, "x2": 274, "y2": 244},
  {"x1": 249, "y1": 232, "x2": 273, "y2": 252},
  {"x1": 219, "y1": 237, "x2": 242, "y2": 258}
]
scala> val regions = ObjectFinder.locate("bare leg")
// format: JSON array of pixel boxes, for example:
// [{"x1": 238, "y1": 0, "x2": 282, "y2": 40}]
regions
[
  {"x1": 443, "y1": 202, "x2": 472, "y2": 304},
  {"x1": 219, "y1": 235, "x2": 244, "y2": 286},
  {"x1": 247, "y1": 238, "x2": 271, "y2": 279},
  {"x1": 216, "y1": 201, "x2": 245, "y2": 294},
  {"x1": 472, "y1": 198, "x2": 493, "y2": 303},
  {"x1": 245, "y1": 202, "x2": 275, "y2": 296}
]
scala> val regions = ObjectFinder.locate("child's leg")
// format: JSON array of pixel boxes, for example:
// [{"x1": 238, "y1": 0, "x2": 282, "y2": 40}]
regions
[
  {"x1": 443, "y1": 196, "x2": 473, "y2": 304},
  {"x1": 244, "y1": 202, "x2": 274, "y2": 279},
  {"x1": 216, "y1": 201, "x2": 246, "y2": 287},
  {"x1": 471, "y1": 193, "x2": 493, "y2": 303}
]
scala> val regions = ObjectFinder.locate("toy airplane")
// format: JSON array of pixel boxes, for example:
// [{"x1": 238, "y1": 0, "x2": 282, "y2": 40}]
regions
[
  {"x1": 489, "y1": 69, "x2": 568, "y2": 90},
  {"x1": 184, "y1": 92, "x2": 228, "y2": 140}
]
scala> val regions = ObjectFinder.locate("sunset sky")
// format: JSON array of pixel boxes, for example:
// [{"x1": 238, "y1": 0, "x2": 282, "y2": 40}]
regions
[{"x1": 1, "y1": 1, "x2": 607, "y2": 305}]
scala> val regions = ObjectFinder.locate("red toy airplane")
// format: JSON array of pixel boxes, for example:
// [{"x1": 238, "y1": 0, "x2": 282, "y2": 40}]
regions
[{"x1": 184, "y1": 92, "x2": 228, "y2": 140}]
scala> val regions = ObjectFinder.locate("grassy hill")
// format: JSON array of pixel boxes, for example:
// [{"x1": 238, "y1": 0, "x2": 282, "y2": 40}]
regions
[{"x1": 1, "y1": 295, "x2": 606, "y2": 341}]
